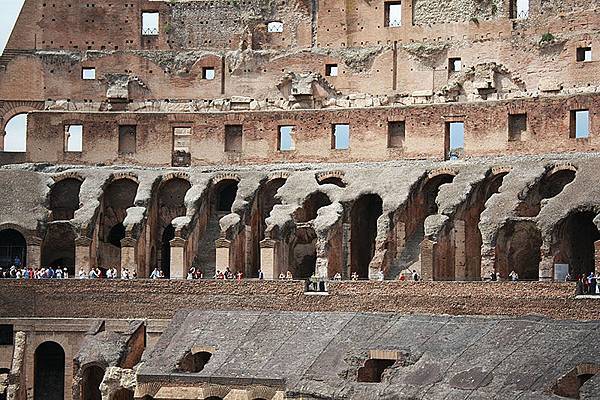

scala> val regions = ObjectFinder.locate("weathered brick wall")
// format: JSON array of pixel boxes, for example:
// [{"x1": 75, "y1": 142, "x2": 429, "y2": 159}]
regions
[{"x1": 0, "y1": 280, "x2": 596, "y2": 320}]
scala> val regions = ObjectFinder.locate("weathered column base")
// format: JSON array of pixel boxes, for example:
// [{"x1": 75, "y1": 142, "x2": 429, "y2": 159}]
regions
[
  {"x1": 170, "y1": 237, "x2": 186, "y2": 279},
  {"x1": 215, "y1": 238, "x2": 231, "y2": 274},
  {"x1": 420, "y1": 238, "x2": 434, "y2": 281},
  {"x1": 27, "y1": 237, "x2": 42, "y2": 269},
  {"x1": 539, "y1": 254, "x2": 554, "y2": 282},
  {"x1": 595, "y1": 240, "x2": 600, "y2": 275},
  {"x1": 260, "y1": 239, "x2": 278, "y2": 280},
  {"x1": 75, "y1": 237, "x2": 92, "y2": 273},
  {"x1": 120, "y1": 237, "x2": 137, "y2": 275}
]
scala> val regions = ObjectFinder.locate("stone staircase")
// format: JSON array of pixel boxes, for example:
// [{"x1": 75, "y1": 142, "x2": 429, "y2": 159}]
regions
[{"x1": 0, "y1": 49, "x2": 34, "y2": 68}]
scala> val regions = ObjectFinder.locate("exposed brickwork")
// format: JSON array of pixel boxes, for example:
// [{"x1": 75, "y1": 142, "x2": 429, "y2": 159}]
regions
[{"x1": 0, "y1": 280, "x2": 596, "y2": 320}]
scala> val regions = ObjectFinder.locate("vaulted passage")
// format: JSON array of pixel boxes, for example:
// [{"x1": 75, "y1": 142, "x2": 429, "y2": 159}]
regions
[
  {"x1": 0, "y1": 229, "x2": 26, "y2": 268},
  {"x1": 294, "y1": 191, "x2": 331, "y2": 223},
  {"x1": 350, "y1": 194, "x2": 383, "y2": 279},
  {"x1": 82, "y1": 365, "x2": 104, "y2": 400},
  {"x1": 552, "y1": 211, "x2": 600, "y2": 277},
  {"x1": 41, "y1": 223, "x2": 76, "y2": 275},
  {"x1": 290, "y1": 226, "x2": 317, "y2": 279},
  {"x1": 49, "y1": 178, "x2": 82, "y2": 221},
  {"x1": 152, "y1": 177, "x2": 191, "y2": 278},
  {"x1": 97, "y1": 178, "x2": 139, "y2": 268},
  {"x1": 495, "y1": 221, "x2": 541, "y2": 280},
  {"x1": 34, "y1": 341, "x2": 65, "y2": 400},
  {"x1": 516, "y1": 167, "x2": 576, "y2": 217}
]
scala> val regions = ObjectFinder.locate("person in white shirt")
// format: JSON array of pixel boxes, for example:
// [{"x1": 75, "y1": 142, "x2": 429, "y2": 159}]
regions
[{"x1": 78, "y1": 267, "x2": 87, "y2": 279}]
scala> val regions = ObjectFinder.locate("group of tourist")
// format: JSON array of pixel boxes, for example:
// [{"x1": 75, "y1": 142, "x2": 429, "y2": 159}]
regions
[
  {"x1": 78, "y1": 267, "x2": 137, "y2": 279},
  {"x1": 574, "y1": 272, "x2": 600, "y2": 295},
  {"x1": 0, "y1": 265, "x2": 70, "y2": 279}
]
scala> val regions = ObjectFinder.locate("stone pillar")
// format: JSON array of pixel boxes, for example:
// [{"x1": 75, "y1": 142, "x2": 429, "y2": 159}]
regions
[
  {"x1": 27, "y1": 237, "x2": 42, "y2": 269},
  {"x1": 480, "y1": 246, "x2": 495, "y2": 280},
  {"x1": 401, "y1": 0, "x2": 413, "y2": 26},
  {"x1": 342, "y1": 223, "x2": 351, "y2": 278},
  {"x1": 169, "y1": 237, "x2": 186, "y2": 279},
  {"x1": 120, "y1": 237, "x2": 137, "y2": 275},
  {"x1": 539, "y1": 253, "x2": 554, "y2": 281},
  {"x1": 75, "y1": 237, "x2": 92, "y2": 273},
  {"x1": 420, "y1": 238, "x2": 434, "y2": 281},
  {"x1": 244, "y1": 224, "x2": 253, "y2": 277},
  {"x1": 260, "y1": 238, "x2": 277, "y2": 280},
  {"x1": 595, "y1": 240, "x2": 600, "y2": 275},
  {"x1": 453, "y1": 220, "x2": 466, "y2": 280},
  {"x1": 215, "y1": 238, "x2": 231, "y2": 273},
  {"x1": 395, "y1": 222, "x2": 406, "y2": 257}
]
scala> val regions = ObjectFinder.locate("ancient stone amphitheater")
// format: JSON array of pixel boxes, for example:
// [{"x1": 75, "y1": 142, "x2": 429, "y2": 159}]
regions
[{"x1": 0, "y1": 0, "x2": 599, "y2": 399}]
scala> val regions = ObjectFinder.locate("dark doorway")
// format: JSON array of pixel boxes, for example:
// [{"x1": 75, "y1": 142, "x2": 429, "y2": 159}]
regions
[
  {"x1": 160, "y1": 224, "x2": 175, "y2": 279},
  {"x1": 350, "y1": 194, "x2": 383, "y2": 278},
  {"x1": 34, "y1": 342, "x2": 65, "y2": 400},
  {"x1": 49, "y1": 178, "x2": 82, "y2": 221},
  {"x1": 111, "y1": 388, "x2": 134, "y2": 400},
  {"x1": 357, "y1": 358, "x2": 395, "y2": 383},
  {"x1": 108, "y1": 223, "x2": 125, "y2": 248},
  {"x1": 0, "y1": 229, "x2": 26, "y2": 268},
  {"x1": 82, "y1": 365, "x2": 104, "y2": 400},
  {"x1": 216, "y1": 180, "x2": 238, "y2": 212},
  {"x1": 553, "y1": 211, "x2": 600, "y2": 277}
]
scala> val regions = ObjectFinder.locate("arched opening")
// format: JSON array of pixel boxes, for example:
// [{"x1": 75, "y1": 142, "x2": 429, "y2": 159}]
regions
[
  {"x1": 390, "y1": 173, "x2": 455, "y2": 278},
  {"x1": 294, "y1": 192, "x2": 331, "y2": 223},
  {"x1": 177, "y1": 351, "x2": 212, "y2": 373},
  {"x1": 553, "y1": 364, "x2": 599, "y2": 399},
  {"x1": 81, "y1": 365, "x2": 104, "y2": 400},
  {"x1": 350, "y1": 194, "x2": 383, "y2": 279},
  {"x1": 215, "y1": 180, "x2": 238, "y2": 212},
  {"x1": 0, "y1": 229, "x2": 26, "y2": 268},
  {"x1": 357, "y1": 358, "x2": 395, "y2": 383},
  {"x1": 552, "y1": 211, "x2": 600, "y2": 277},
  {"x1": 3, "y1": 114, "x2": 27, "y2": 152},
  {"x1": 34, "y1": 341, "x2": 65, "y2": 400},
  {"x1": 318, "y1": 176, "x2": 346, "y2": 188},
  {"x1": 516, "y1": 168, "x2": 576, "y2": 217},
  {"x1": 205, "y1": 397, "x2": 223, "y2": 400},
  {"x1": 495, "y1": 221, "x2": 541, "y2": 280},
  {"x1": 49, "y1": 178, "x2": 82, "y2": 221},
  {"x1": 160, "y1": 224, "x2": 175, "y2": 279},
  {"x1": 98, "y1": 178, "x2": 138, "y2": 268},
  {"x1": 154, "y1": 177, "x2": 190, "y2": 278},
  {"x1": 111, "y1": 388, "x2": 134, "y2": 400},
  {"x1": 41, "y1": 224, "x2": 76, "y2": 276},
  {"x1": 290, "y1": 226, "x2": 317, "y2": 279}
]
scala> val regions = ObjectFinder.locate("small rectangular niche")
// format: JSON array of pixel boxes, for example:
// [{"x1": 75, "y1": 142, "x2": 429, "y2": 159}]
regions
[
  {"x1": 225, "y1": 124, "x2": 242, "y2": 152},
  {"x1": 118, "y1": 125, "x2": 137, "y2": 154},
  {"x1": 448, "y1": 58, "x2": 462, "y2": 73},
  {"x1": 508, "y1": 113, "x2": 527, "y2": 142},
  {"x1": 142, "y1": 12, "x2": 159, "y2": 36},
  {"x1": 446, "y1": 121, "x2": 464, "y2": 160},
  {"x1": 64, "y1": 124, "x2": 83, "y2": 152},
  {"x1": 387, "y1": 121, "x2": 405, "y2": 148},
  {"x1": 326, "y1": 64, "x2": 338, "y2": 77},
  {"x1": 0, "y1": 324, "x2": 13, "y2": 345},
  {"x1": 384, "y1": 2, "x2": 402, "y2": 27},
  {"x1": 331, "y1": 124, "x2": 350, "y2": 150},
  {"x1": 202, "y1": 67, "x2": 215, "y2": 80},
  {"x1": 82, "y1": 67, "x2": 96, "y2": 80},
  {"x1": 267, "y1": 21, "x2": 284, "y2": 33},
  {"x1": 278, "y1": 125, "x2": 295, "y2": 151},
  {"x1": 576, "y1": 47, "x2": 592, "y2": 62},
  {"x1": 570, "y1": 110, "x2": 590, "y2": 138}
]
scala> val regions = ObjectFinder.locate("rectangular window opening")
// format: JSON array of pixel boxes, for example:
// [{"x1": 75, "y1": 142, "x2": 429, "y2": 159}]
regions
[
  {"x1": 387, "y1": 121, "x2": 405, "y2": 148},
  {"x1": 384, "y1": 2, "x2": 402, "y2": 27},
  {"x1": 331, "y1": 124, "x2": 350, "y2": 150},
  {"x1": 278, "y1": 125, "x2": 295, "y2": 151},
  {"x1": 202, "y1": 67, "x2": 215, "y2": 80},
  {"x1": 570, "y1": 110, "x2": 590, "y2": 139},
  {"x1": 225, "y1": 125, "x2": 243, "y2": 152},
  {"x1": 510, "y1": 0, "x2": 529, "y2": 19},
  {"x1": 449, "y1": 58, "x2": 462, "y2": 73},
  {"x1": 0, "y1": 325, "x2": 13, "y2": 346},
  {"x1": 446, "y1": 121, "x2": 464, "y2": 160},
  {"x1": 326, "y1": 64, "x2": 338, "y2": 77},
  {"x1": 64, "y1": 124, "x2": 83, "y2": 152},
  {"x1": 173, "y1": 127, "x2": 192, "y2": 167},
  {"x1": 576, "y1": 47, "x2": 592, "y2": 62},
  {"x1": 82, "y1": 67, "x2": 96, "y2": 80},
  {"x1": 118, "y1": 125, "x2": 137, "y2": 154},
  {"x1": 142, "y1": 12, "x2": 159, "y2": 36},
  {"x1": 508, "y1": 114, "x2": 527, "y2": 142}
]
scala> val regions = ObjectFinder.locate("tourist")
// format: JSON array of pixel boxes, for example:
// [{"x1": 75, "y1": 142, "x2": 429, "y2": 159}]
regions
[
  {"x1": 509, "y1": 270, "x2": 519, "y2": 281},
  {"x1": 351, "y1": 271, "x2": 358, "y2": 281},
  {"x1": 150, "y1": 267, "x2": 161, "y2": 279},
  {"x1": 286, "y1": 270, "x2": 293, "y2": 280},
  {"x1": 258, "y1": 269, "x2": 264, "y2": 279},
  {"x1": 56, "y1": 268, "x2": 63, "y2": 279},
  {"x1": 412, "y1": 270, "x2": 420, "y2": 281},
  {"x1": 278, "y1": 272, "x2": 285, "y2": 280},
  {"x1": 333, "y1": 272, "x2": 341, "y2": 281},
  {"x1": 489, "y1": 271, "x2": 497, "y2": 281},
  {"x1": 78, "y1": 267, "x2": 87, "y2": 279},
  {"x1": 236, "y1": 271, "x2": 243, "y2": 282},
  {"x1": 89, "y1": 268, "x2": 98, "y2": 279},
  {"x1": 187, "y1": 268, "x2": 194, "y2": 280},
  {"x1": 63, "y1": 268, "x2": 69, "y2": 279},
  {"x1": 587, "y1": 272, "x2": 596, "y2": 295}
]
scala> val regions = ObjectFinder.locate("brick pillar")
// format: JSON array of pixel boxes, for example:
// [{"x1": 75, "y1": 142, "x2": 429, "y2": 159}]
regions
[
  {"x1": 260, "y1": 238, "x2": 277, "y2": 280},
  {"x1": 595, "y1": 240, "x2": 600, "y2": 275},
  {"x1": 342, "y1": 223, "x2": 351, "y2": 278},
  {"x1": 27, "y1": 237, "x2": 42, "y2": 269},
  {"x1": 215, "y1": 238, "x2": 230, "y2": 273},
  {"x1": 395, "y1": 222, "x2": 406, "y2": 259},
  {"x1": 120, "y1": 237, "x2": 137, "y2": 275},
  {"x1": 420, "y1": 238, "x2": 434, "y2": 281},
  {"x1": 453, "y1": 220, "x2": 466, "y2": 280},
  {"x1": 244, "y1": 224, "x2": 253, "y2": 277},
  {"x1": 169, "y1": 237, "x2": 186, "y2": 279},
  {"x1": 539, "y1": 249, "x2": 554, "y2": 281},
  {"x1": 75, "y1": 237, "x2": 92, "y2": 273},
  {"x1": 480, "y1": 245, "x2": 495, "y2": 280}
]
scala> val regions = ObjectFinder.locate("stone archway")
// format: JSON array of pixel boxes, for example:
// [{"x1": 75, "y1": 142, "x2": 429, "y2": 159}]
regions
[
  {"x1": 0, "y1": 228, "x2": 26, "y2": 268},
  {"x1": 495, "y1": 221, "x2": 542, "y2": 280},
  {"x1": 49, "y1": 178, "x2": 82, "y2": 221},
  {"x1": 34, "y1": 341, "x2": 65, "y2": 400},
  {"x1": 350, "y1": 194, "x2": 383, "y2": 279},
  {"x1": 552, "y1": 211, "x2": 600, "y2": 277},
  {"x1": 3, "y1": 113, "x2": 27, "y2": 152},
  {"x1": 81, "y1": 365, "x2": 104, "y2": 400}
]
